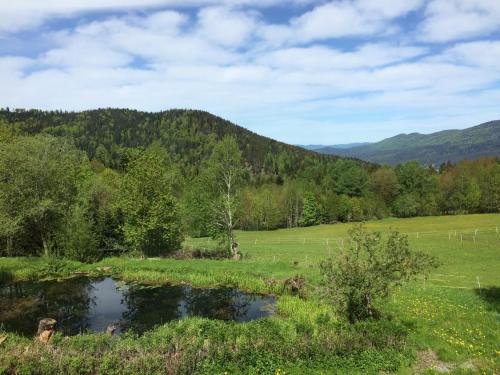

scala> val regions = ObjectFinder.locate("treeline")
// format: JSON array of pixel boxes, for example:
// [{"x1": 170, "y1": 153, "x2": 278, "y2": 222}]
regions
[
  {"x1": 235, "y1": 158, "x2": 500, "y2": 231},
  {"x1": 0, "y1": 108, "x2": 358, "y2": 179},
  {"x1": 0, "y1": 109, "x2": 499, "y2": 261}
]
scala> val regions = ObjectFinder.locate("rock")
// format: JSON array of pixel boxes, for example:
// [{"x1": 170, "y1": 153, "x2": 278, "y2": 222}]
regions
[
  {"x1": 102, "y1": 266, "x2": 112, "y2": 272},
  {"x1": 37, "y1": 318, "x2": 56, "y2": 336},
  {"x1": 106, "y1": 324, "x2": 117, "y2": 336},
  {"x1": 38, "y1": 330, "x2": 54, "y2": 344},
  {"x1": 0, "y1": 335, "x2": 7, "y2": 345}
]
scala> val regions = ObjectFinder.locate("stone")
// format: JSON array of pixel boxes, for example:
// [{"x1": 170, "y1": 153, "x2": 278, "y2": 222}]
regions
[
  {"x1": 106, "y1": 324, "x2": 117, "y2": 336},
  {"x1": 38, "y1": 330, "x2": 54, "y2": 344},
  {"x1": 37, "y1": 318, "x2": 56, "y2": 336}
]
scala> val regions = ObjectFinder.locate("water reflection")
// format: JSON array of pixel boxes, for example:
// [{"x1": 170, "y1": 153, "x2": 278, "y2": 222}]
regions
[{"x1": 0, "y1": 277, "x2": 275, "y2": 336}]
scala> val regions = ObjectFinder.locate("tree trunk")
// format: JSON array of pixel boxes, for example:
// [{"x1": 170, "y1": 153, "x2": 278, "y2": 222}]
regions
[
  {"x1": 42, "y1": 237, "x2": 50, "y2": 257},
  {"x1": 6, "y1": 237, "x2": 13, "y2": 256}
]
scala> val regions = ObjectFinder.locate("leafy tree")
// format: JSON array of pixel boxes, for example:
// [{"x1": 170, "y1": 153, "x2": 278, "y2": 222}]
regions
[
  {"x1": 282, "y1": 180, "x2": 304, "y2": 227},
  {"x1": 478, "y1": 164, "x2": 500, "y2": 212},
  {"x1": 206, "y1": 136, "x2": 244, "y2": 255},
  {"x1": 328, "y1": 159, "x2": 369, "y2": 196},
  {"x1": 120, "y1": 149, "x2": 183, "y2": 256},
  {"x1": 392, "y1": 193, "x2": 419, "y2": 217},
  {"x1": 83, "y1": 168, "x2": 124, "y2": 252},
  {"x1": 369, "y1": 167, "x2": 400, "y2": 204},
  {"x1": 320, "y1": 225, "x2": 439, "y2": 322},
  {"x1": 0, "y1": 135, "x2": 87, "y2": 256},
  {"x1": 299, "y1": 192, "x2": 322, "y2": 226},
  {"x1": 56, "y1": 204, "x2": 99, "y2": 262},
  {"x1": 182, "y1": 171, "x2": 216, "y2": 237}
]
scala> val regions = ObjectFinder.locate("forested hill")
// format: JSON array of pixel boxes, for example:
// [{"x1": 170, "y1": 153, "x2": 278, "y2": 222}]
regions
[
  {"x1": 312, "y1": 120, "x2": 500, "y2": 166},
  {"x1": 0, "y1": 108, "x2": 364, "y2": 177}
]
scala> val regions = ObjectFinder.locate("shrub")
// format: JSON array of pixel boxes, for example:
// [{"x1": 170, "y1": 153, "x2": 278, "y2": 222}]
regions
[{"x1": 320, "y1": 224, "x2": 439, "y2": 322}]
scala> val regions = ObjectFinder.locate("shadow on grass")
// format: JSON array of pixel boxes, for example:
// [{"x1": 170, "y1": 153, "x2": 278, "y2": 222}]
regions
[
  {"x1": 0, "y1": 268, "x2": 14, "y2": 285},
  {"x1": 474, "y1": 287, "x2": 500, "y2": 313}
]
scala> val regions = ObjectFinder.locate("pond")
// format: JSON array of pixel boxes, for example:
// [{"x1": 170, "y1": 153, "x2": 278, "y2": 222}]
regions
[{"x1": 0, "y1": 277, "x2": 275, "y2": 336}]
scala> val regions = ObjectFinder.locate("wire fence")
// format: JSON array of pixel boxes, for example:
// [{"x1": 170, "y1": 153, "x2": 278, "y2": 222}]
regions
[{"x1": 185, "y1": 226, "x2": 500, "y2": 247}]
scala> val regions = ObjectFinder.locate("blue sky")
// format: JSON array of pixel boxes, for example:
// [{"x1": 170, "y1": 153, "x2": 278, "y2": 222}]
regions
[{"x1": 1, "y1": 0, "x2": 499, "y2": 144}]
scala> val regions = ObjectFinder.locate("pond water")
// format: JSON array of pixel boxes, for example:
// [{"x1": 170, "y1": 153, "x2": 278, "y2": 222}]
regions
[{"x1": 0, "y1": 277, "x2": 275, "y2": 336}]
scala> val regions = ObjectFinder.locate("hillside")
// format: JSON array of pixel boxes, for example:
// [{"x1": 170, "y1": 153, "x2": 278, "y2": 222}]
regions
[
  {"x1": 300, "y1": 142, "x2": 371, "y2": 151},
  {"x1": 313, "y1": 120, "x2": 500, "y2": 165},
  {"x1": 0, "y1": 108, "x2": 366, "y2": 176}
]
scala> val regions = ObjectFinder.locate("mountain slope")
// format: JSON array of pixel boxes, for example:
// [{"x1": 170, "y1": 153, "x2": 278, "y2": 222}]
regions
[
  {"x1": 0, "y1": 108, "x2": 369, "y2": 176},
  {"x1": 300, "y1": 142, "x2": 371, "y2": 151},
  {"x1": 314, "y1": 120, "x2": 500, "y2": 165}
]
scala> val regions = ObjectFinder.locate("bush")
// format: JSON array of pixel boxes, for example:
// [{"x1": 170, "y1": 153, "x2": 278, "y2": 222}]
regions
[
  {"x1": 320, "y1": 224, "x2": 439, "y2": 322},
  {"x1": 56, "y1": 205, "x2": 100, "y2": 263}
]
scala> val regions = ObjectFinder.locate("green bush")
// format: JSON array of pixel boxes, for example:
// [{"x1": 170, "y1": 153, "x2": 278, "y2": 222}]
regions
[{"x1": 320, "y1": 224, "x2": 439, "y2": 322}]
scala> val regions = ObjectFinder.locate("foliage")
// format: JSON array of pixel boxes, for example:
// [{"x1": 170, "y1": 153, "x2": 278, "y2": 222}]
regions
[
  {"x1": 206, "y1": 136, "x2": 244, "y2": 254},
  {"x1": 0, "y1": 135, "x2": 88, "y2": 256},
  {"x1": 55, "y1": 204, "x2": 99, "y2": 262},
  {"x1": 298, "y1": 192, "x2": 322, "y2": 227},
  {"x1": 120, "y1": 148, "x2": 184, "y2": 256},
  {"x1": 320, "y1": 224, "x2": 439, "y2": 322}
]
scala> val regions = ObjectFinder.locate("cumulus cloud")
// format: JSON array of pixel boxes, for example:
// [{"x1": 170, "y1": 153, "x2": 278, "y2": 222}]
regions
[
  {"x1": 271, "y1": 0, "x2": 424, "y2": 44},
  {"x1": 430, "y1": 41, "x2": 500, "y2": 70},
  {"x1": 418, "y1": 0, "x2": 500, "y2": 42},
  {"x1": 0, "y1": 0, "x2": 315, "y2": 34}
]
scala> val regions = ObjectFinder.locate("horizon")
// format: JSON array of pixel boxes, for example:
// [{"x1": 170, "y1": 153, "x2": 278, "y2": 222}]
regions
[{"x1": 1, "y1": 1, "x2": 500, "y2": 143}]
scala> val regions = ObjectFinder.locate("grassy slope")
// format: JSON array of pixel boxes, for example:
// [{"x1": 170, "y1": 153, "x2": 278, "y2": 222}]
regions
[
  {"x1": 317, "y1": 120, "x2": 500, "y2": 165},
  {"x1": 1, "y1": 214, "x2": 499, "y2": 373}
]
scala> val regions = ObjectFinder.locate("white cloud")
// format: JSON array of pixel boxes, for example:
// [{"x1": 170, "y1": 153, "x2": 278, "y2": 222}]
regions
[
  {"x1": 258, "y1": 44, "x2": 427, "y2": 70},
  {"x1": 431, "y1": 41, "x2": 500, "y2": 70},
  {"x1": 419, "y1": 0, "x2": 500, "y2": 42},
  {"x1": 274, "y1": 0, "x2": 424, "y2": 44},
  {"x1": 0, "y1": 0, "x2": 315, "y2": 34},
  {"x1": 196, "y1": 7, "x2": 258, "y2": 48}
]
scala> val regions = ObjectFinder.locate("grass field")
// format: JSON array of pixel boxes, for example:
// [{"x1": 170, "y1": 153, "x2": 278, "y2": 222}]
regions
[{"x1": 1, "y1": 214, "x2": 499, "y2": 374}]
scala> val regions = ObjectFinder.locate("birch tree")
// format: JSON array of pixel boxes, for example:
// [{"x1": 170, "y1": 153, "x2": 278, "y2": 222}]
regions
[{"x1": 207, "y1": 136, "x2": 243, "y2": 256}]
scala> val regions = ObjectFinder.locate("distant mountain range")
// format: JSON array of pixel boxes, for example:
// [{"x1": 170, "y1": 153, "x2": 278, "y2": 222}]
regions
[
  {"x1": 300, "y1": 142, "x2": 371, "y2": 151},
  {"x1": 303, "y1": 120, "x2": 500, "y2": 165}
]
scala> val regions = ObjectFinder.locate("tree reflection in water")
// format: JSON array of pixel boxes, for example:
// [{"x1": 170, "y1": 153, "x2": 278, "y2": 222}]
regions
[
  {"x1": 0, "y1": 277, "x2": 96, "y2": 336},
  {"x1": 0, "y1": 278, "x2": 275, "y2": 337},
  {"x1": 181, "y1": 287, "x2": 254, "y2": 321}
]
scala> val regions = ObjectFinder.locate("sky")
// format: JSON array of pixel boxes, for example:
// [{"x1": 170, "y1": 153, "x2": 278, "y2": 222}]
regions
[{"x1": 1, "y1": 0, "x2": 499, "y2": 144}]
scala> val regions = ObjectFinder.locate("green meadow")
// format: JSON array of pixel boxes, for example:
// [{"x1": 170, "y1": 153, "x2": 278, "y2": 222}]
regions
[{"x1": 1, "y1": 214, "x2": 499, "y2": 374}]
